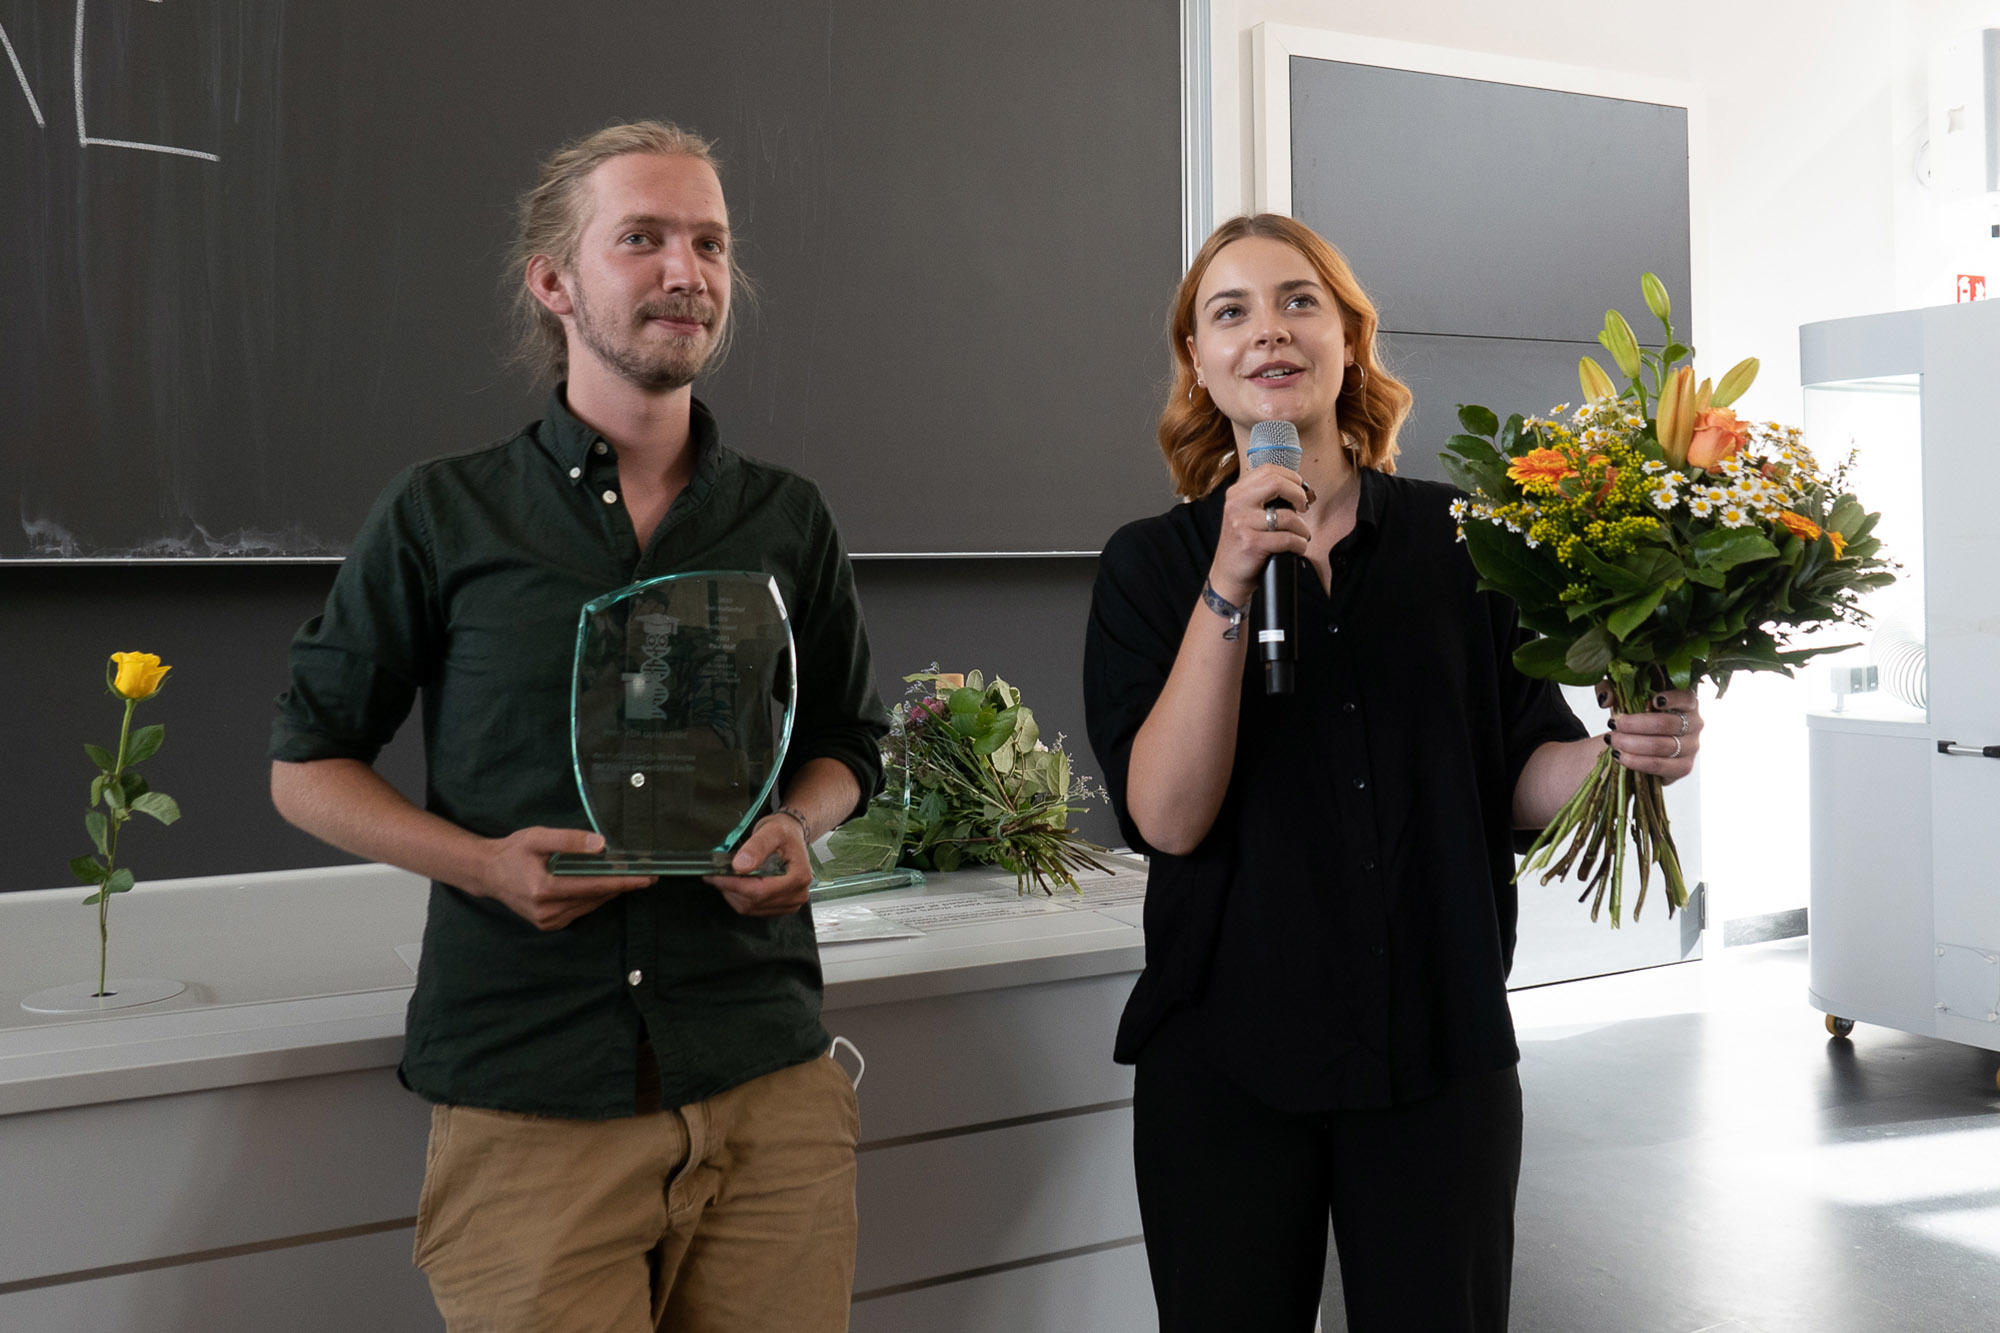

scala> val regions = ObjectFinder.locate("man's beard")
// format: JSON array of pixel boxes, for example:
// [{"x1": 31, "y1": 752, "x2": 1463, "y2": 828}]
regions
[{"x1": 572, "y1": 285, "x2": 721, "y2": 392}]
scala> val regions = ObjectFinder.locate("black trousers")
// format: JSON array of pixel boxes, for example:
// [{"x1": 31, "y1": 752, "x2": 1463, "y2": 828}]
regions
[{"x1": 1132, "y1": 1020, "x2": 1523, "y2": 1332}]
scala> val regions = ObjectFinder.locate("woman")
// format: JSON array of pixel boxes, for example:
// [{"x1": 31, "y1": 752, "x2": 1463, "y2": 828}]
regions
[{"x1": 1082, "y1": 214, "x2": 1702, "y2": 1331}]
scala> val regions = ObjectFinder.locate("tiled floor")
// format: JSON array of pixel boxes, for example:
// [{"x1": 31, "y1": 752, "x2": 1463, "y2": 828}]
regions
[{"x1": 1319, "y1": 938, "x2": 2000, "y2": 1332}]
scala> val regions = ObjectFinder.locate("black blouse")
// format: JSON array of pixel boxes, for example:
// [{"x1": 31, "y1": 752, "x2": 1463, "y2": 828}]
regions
[{"x1": 1083, "y1": 468, "x2": 1585, "y2": 1112}]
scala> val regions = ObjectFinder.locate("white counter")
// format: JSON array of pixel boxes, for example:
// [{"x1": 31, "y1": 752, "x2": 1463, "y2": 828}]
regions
[{"x1": 0, "y1": 860, "x2": 1154, "y2": 1331}]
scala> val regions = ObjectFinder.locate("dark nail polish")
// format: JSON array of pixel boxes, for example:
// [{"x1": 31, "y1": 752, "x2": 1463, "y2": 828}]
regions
[
  {"x1": 1611, "y1": 749, "x2": 1622, "y2": 760},
  {"x1": 1653, "y1": 694, "x2": 1667, "y2": 708},
  {"x1": 1596, "y1": 694, "x2": 1608, "y2": 708},
  {"x1": 1607, "y1": 718, "x2": 1618, "y2": 731},
  {"x1": 1602, "y1": 734, "x2": 1612, "y2": 746}
]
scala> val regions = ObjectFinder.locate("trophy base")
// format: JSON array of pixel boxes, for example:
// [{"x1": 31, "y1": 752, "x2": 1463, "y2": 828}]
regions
[
  {"x1": 809, "y1": 867, "x2": 927, "y2": 901},
  {"x1": 546, "y1": 849, "x2": 788, "y2": 877}
]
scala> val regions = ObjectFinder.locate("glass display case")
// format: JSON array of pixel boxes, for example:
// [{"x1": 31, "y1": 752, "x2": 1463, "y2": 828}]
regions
[{"x1": 1798, "y1": 373, "x2": 1925, "y2": 725}]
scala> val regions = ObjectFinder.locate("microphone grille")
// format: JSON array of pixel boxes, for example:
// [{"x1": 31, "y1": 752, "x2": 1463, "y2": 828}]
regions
[{"x1": 1246, "y1": 419, "x2": 1302, "y2": 472}]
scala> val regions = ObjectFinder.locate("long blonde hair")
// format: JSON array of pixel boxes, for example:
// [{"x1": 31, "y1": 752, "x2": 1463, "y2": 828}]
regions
[
  {"x1": 506, "y1": 120, "x2": 753, "y2": 383},
  {"x1": 1158, "y1": 214, "x2": 1411, "y2": 499}
]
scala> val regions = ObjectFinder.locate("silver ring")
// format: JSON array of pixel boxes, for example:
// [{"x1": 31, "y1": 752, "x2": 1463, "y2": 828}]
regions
[
  {"x1": 1675, "y1": 710, "x2": 1690, "y2": 736},
  {"x1": 1264, "y1": 505, "x2": 1277, "y2": 532},
  {"x1": 1670, "y1": 734, "x2": 1684, "y2": 760}
]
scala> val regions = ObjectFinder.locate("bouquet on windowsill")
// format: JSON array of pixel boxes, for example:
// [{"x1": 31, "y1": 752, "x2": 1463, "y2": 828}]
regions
[
  {"x1": 1440, "y1": 275, "x2": 1896, "y2": 927},
  {"x1": 825, "y1": 669, "x2": 1109, "y2": 896}
]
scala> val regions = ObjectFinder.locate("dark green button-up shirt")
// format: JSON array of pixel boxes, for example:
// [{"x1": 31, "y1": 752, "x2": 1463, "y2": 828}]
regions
[{"x1": 271, "y1": 392, "x2": 887, "y2": 1117}]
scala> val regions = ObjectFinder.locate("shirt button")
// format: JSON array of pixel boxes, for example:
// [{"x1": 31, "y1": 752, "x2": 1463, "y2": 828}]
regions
[
  {"x1": 569, "y1": 466, "x2": 583, "y2": 479},
  {"x1": 601, "y1": 489, "x2": 619, "y2": 505},
  {"x1": 1352, "y1": 776, "x2": 1367, "y2": 790},
  {"x1": 1371, "y1": 944, "x2": 1386, "y2": 958},
  {"x1": 1342, "y1": 701, "x2": 1357, "y2": 714},
  {"x1": 627, "y1": 970, "x2": 643, "y2": 986},
  {"x1": 1327, "y1": 623, "x2": 1341, "y2": 635},
  {"x1": 594, "y1": 441, "x2": 609, "y2": 455},
  {"x1": 1362, "y1": 857, "x2": 1378, "y2": 871}
]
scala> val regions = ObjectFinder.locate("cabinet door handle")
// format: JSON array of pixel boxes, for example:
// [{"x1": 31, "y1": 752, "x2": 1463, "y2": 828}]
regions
[{"x1": 1937, "y1": 741, "x2": 2000, "y2": 759}]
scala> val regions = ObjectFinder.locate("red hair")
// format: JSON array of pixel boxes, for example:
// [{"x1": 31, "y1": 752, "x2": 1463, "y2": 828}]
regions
[{"x1": 1158, "y1": 214, "x2": 1411, "y2": 499}]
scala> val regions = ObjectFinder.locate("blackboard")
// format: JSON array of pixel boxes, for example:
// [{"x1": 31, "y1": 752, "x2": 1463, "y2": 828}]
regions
[{"x1": 2, "y1": 0, "x2": 1182, "y2": 559}]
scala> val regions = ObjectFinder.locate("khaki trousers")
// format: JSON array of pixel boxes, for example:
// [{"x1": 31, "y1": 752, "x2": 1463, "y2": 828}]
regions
[{"x1": 413, "y1": 1054, "x2": 860, "y2": 1332}]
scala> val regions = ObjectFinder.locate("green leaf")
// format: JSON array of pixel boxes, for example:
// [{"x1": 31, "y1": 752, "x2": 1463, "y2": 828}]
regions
[
  {"x1": 81, "y1": 891, "x2": 104, "y2": 906},
  {"x1": 70, "y1": 855, "x2": 109, "y2": 885},
  {"x1": 1457, "y1": 404, "x2": 1500, "y2": 438},
  {"x1": 1444, "y1": 433, "x2": 1504, "y2": 465},
  {"x1": 1691, "y1": 526, "x2": 1780, "y2": 575},
  {"x1": 1607, "y1": 586, "x2": 1668, "y2": 641},
  {"x1": 1513, "y1": 635, "x2": 1582, "y2": 682},
  {"x1": 85, "y1": 743, "x2": 115, "y2": 772},
  {"x1": 1462, "y1": 520, "x2": 1568, "y2": 605},
  {"x1": 1564, "y1": 626, "x2": 1618, "y2": 677},
  {"x1": 86, "y1": 811, "x2": 109, "y2": 856},
  {"x1": 1663, "y1": 640, "x2": 1710, "y2": 691},
  {"x1": 932, "y1": 843, "x2": 964, "y2": 873},
  {"x1": 819, "y1": 806, "x2": 903, "y2": 876},
  {"x1": 974, "y1": 707, "x2": 1021, "y2": 757},
  {"x1": 126, "y1": 724, "x2": 165, "y2": 764},
  {"x1": 131, "y1": 792, "x2": 180, "y2": 825},
  {"x1": 105, "y1": 868, "x2": 136, "y2": 896},
  {"x1": 120, "y1": 771, "x2": 149, "y2": 800},
  {"x1": 1440, "y1": 453, "x2": 1509, "y2": 501},
  {"x1": 90, "y1": 774, "x2": 108, "y2": 807},
  {"x1": 1574, "y1": 546, "x2": 1653, "y2": 596}
]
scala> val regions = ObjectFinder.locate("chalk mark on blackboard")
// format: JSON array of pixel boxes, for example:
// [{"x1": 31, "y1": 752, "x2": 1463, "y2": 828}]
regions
[
  {"x1": 0, "y1": 17, "x2": 47, "y2": 128},
  {"x1": 72, "y1": 0, "x2": 221, "y2": 163},
  {"x1": 18, "y1": 505, "x2": 342, "y2": 559}
]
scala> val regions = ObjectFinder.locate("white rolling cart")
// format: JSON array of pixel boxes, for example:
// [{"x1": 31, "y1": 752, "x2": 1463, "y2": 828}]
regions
[{"x1": 1800, "y1": 300, "x2": 2000, "y2": 1088}]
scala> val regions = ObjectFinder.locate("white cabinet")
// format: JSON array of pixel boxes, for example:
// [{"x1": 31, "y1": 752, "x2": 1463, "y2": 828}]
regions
[{"x1": 1802, "y1": 300, "x2": 2000, "y2": 1062}]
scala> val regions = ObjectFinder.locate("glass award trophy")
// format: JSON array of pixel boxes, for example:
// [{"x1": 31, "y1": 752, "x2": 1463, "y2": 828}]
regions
[
  {"x1": 807, "y1": 716, "x2": 926, "y2": 900},
  {"x1": 549, "y1": 571, "x2": 797, "y2": 876}
]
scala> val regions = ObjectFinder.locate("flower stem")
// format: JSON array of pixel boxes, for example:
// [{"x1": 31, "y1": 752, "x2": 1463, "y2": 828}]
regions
[{"x1": 98, "y1": 697, "x2": 137, "y2": 997}]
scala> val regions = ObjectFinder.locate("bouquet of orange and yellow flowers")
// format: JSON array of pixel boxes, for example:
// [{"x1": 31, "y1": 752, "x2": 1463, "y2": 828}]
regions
[{"x1": 1441, "y1": 275, "x2": 1895, "y2": 926}]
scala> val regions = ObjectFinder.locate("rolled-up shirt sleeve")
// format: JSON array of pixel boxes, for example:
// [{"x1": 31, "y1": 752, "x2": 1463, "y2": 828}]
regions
[
  {"x1": 270, "y1": 469, "x2": 439, "y2": 765},
  {"x1": 779, "y1": 490, "x2": 888, "y2": 819}
]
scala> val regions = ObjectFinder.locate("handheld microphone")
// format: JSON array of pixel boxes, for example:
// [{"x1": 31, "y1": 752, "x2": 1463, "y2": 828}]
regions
[{"x1": 1245, "y1": 420, "x2": 1301, "y2": 696}]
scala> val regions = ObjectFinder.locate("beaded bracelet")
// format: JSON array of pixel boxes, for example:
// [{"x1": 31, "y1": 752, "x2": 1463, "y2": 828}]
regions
[{"x1": 1200, "y1": 580, "x2": 1244, "y2": 641}]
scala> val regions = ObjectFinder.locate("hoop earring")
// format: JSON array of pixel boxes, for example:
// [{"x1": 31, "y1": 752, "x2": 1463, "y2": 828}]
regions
[{"x1": 1345, "y1": 362, "x2": 1367, "y2": 393}]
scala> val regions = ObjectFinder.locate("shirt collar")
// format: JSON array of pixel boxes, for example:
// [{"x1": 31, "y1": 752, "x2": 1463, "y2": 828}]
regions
[{"x1": 537, "y1": 386, "x2": 725, "y2": 492}]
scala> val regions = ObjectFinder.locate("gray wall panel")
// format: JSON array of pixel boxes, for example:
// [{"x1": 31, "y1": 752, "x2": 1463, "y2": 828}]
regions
[
  {"x1": 1290, "y1": 58, "x2": 1691, "y2": 344},
  {"x1": 1376, "y1": 331, "x2": 1600, "y2": 487}
]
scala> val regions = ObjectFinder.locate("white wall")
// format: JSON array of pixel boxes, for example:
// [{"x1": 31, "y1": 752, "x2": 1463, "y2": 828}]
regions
[{"x1": 1202, "y1": 0, "x2": 1996, "y2": 924}]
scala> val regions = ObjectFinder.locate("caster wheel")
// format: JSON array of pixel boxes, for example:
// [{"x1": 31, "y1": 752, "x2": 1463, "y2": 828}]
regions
[{"x1": 1825, "y1": 1015, "x2": 1855, "y2": 1038}]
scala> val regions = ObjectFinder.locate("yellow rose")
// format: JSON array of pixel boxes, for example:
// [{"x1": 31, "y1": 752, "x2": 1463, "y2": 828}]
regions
[
  {"x1": 1686, "y1": 408, "x2": 1752, "y2": 470},
  {"x1": 110, "y1": 652, "x2": 172, "y2": 700}
]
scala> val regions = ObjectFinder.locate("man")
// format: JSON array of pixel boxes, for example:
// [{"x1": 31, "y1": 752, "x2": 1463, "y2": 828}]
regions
[{"x1": 270, "y1": 120, "x2": 886, "y2": 1330}]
